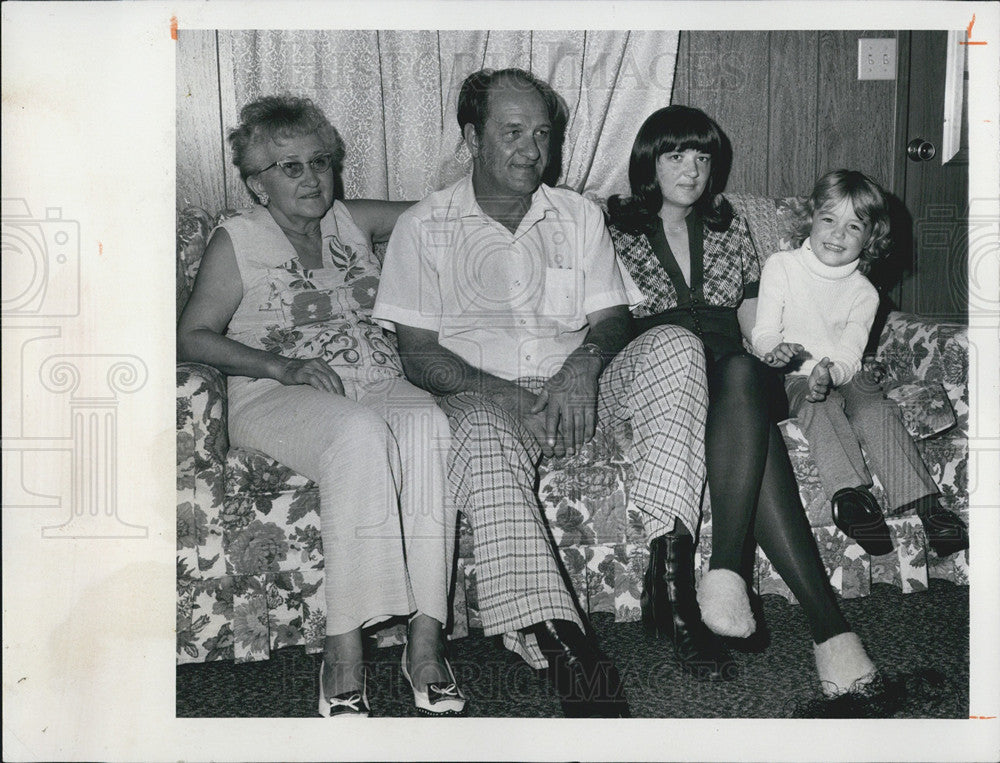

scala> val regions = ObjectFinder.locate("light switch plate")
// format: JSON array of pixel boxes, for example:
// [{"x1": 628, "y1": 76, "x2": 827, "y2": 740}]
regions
[{"x1": 858, "y1": 38, "x2": 897, "y2": 80}]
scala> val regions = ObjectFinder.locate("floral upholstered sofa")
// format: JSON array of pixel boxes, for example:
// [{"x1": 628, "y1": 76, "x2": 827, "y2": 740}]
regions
[{"x1": 176, "y1": 194, "x2": 969, "y2": 665}]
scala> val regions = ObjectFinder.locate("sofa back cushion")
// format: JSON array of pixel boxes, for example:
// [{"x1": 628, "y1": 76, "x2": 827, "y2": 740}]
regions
[
  {"x1": 174, "y1": 194, "x2": 811, "y2": 320},
  {"x1": 176, "y1": 206, "x2": 214, "y2": 320},
  {"x1": 726, "y1": 193, "x2": 811, "y2": 263}
]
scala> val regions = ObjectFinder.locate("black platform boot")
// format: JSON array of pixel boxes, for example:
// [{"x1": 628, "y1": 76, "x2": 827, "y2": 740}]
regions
[
  {"x1": 641, "y1": 533, "x2": 739, "y2": 681},
  {"x1": 533, "y1": 619, "x2": 630, "y2": 718}
]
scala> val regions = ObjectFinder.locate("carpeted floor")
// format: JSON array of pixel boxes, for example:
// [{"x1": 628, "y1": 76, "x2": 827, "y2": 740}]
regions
[{"x1": 176, "y1": 579, "x2": 968, "y2": 718}]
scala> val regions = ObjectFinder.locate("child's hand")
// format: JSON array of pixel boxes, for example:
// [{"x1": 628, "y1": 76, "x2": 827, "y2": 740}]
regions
[
  {"x1": 763, "y1": 342, "x2": 805, "y2": 368},
  {"x1": 806, "y1": 358, "x2": 833, "y2": 402}
]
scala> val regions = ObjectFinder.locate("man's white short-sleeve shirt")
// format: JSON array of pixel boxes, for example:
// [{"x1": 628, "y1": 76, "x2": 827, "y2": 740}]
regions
[{"x1": 372, "y1": 175, "x2": 643, "y2": 381}]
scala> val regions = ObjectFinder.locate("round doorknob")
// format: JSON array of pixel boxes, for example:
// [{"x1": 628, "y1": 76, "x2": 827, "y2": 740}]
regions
[{"x1": 907, "y1": 138, "x2": 936, "y2": 162}]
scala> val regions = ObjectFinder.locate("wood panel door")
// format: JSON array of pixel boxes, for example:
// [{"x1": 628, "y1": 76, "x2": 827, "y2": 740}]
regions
[{"x1": 891, "y1": 31, "x2": 969, "y2": 323}]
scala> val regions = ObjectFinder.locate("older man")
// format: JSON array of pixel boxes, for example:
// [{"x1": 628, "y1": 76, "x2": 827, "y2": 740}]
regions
[{"x1": 373, "y1": 68, "x2": 732, "y2": 717}]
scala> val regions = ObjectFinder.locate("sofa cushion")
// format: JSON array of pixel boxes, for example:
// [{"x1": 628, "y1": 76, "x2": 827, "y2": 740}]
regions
[
  {"x1": 540, "y1": 426, "x2": 631, "y2": 547},
  {"x1": 727, "y1": 193, "x2": 780, "y2": 259},
  {"x1": 774, "y1": 197, "x2": 811, "y2": 252}
]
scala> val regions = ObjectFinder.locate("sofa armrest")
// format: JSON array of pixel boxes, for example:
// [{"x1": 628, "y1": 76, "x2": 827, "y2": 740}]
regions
[
  {"x1": 875, "y1": 311, "x2": 939, "y2": 382},
  {"x1": 177, "y1": 362, "x2": 230, "y2": 583},
  {"x1": 177, "y1": 362, "x2": 228, "y2": 515},
  {"x1": 885, "y1": 381, "x2": 956, "y2": 440},
  {"x1": 177, "y1": 362, "x2": 229, "y2": 460},
  {"x1": 875, "y1": 310, "x2": 969, "y2": 438}
]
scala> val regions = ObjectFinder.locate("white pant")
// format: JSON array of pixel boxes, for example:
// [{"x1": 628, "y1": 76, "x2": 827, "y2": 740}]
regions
[{"x1": 229, "y1": 375, "x2": 456, "y2": 635}]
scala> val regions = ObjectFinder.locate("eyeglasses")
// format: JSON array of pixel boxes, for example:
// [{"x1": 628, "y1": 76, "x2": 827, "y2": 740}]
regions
[{"x1": 256, "y1": 153, "x2": 334, "y2": 179}]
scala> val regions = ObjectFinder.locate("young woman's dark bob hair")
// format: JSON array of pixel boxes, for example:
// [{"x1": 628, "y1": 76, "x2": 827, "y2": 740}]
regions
[{"x1": 609, "y1": 105, "x2": 734, "y2": 233}]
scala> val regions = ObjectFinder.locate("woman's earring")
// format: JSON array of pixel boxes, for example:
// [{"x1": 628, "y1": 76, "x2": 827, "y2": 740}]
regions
[{"x1": 258, "y1": 192, "x2": 269, "y2": 206}]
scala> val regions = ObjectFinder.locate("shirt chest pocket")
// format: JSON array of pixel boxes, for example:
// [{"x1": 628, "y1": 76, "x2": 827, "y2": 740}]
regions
[{"x1": 541, "y1": 267, "x2": 584, "y2": 328}]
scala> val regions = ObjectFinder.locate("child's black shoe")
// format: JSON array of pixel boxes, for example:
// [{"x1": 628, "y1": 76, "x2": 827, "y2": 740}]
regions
[
  {"x1": 831, "y1": 487, "x2": 894, "y2": 556},
  {"x1": 914, "y1": 500, "x2": 969, "y2": 557}
]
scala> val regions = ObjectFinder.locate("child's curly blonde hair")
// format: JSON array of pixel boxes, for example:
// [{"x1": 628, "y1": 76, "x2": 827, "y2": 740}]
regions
[{"x1": 807, "y1": 170, "x2": 892, "y2": 274}]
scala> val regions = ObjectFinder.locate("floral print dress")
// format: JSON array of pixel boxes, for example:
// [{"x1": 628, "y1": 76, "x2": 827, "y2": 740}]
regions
[{"x1": 220, "y1": 202, "x2": 403, "y2": 406}]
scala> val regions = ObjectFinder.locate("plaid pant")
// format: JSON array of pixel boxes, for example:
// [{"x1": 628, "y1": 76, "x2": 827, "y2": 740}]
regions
[{"x1": 440, "y1": 324, "x2": 708, "y2": 668}]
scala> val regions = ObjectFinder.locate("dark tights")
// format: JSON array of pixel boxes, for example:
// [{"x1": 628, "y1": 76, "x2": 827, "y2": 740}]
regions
[{"x1": 705, "y1": 351, "x2": 849, "y2": 644}]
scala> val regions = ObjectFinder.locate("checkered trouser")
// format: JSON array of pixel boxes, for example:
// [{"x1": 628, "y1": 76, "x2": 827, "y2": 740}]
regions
[{"x1": 439, "y1": 324, "x2": 708, "y2": 669}]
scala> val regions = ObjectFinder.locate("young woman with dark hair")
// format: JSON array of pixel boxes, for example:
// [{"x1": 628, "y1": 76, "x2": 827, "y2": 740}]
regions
[{"x1": 608, "y1": 106, "x2": 900, "y2": 710}]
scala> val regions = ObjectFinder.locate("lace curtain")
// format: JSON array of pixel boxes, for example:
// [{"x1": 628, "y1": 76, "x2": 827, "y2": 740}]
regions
[{"x1": 224, "y1": 30, "x2": 678, "y2": 204}]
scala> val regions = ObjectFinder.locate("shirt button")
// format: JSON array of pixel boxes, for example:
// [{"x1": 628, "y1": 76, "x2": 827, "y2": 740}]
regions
[
  {"x1": 519, "y1": 319, "x2": 526, "y2": 325},
  {"x1": 526, "y1": 354, "x2": 532, "y2": 361}
]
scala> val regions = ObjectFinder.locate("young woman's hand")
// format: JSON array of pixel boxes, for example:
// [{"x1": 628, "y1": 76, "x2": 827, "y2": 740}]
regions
[
  {"x1": 278, "y1": 357, "x2": 345, "y2": 395},
  {"x1": 763, "y1": 342, "x2": 805, "y2": 368},
  {"x1": 806, "y1": 358, "x2": 833, "y2": 402}
]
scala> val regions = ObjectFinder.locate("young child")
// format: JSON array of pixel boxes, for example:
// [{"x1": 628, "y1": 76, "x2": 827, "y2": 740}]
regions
[{"x1": 751, "y1": 169, "x2": 968, "y2": 557}]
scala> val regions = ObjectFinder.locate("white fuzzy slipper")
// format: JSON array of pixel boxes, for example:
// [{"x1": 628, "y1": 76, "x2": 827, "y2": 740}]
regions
[
  {"x1": 813, "y1": 632, "x2": 878, "y2": 698},
  {"x1": 696, "y1": 568, "x2": 756, "y2": 638}
]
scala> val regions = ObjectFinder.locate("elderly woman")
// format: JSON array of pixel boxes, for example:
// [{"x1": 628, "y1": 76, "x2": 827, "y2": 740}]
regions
[
  {"x1": 177, "y1": 95, "x2": 465, "y2": 717},
  {"x1": 607, "y1": 106, "x2": 899, "y2": 713}
]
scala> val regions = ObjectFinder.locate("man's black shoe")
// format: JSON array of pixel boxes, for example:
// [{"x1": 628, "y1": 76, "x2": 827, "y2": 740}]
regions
[{"x1": 533, "y1": 619, "x2": 630, "y2": 718}]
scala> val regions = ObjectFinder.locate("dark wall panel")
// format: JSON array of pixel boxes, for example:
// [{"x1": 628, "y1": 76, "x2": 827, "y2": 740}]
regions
[
  {"x1": 768, "y1": 31, "x2": 820, "y2": 197},
  {"x1": 816, "y1": 30, "x2": 897, "y2": 189},
  {"x1": 674, "y1": 30, "x2": 898, "y2": 198},
  {"x1": 679, "y1": 31, "x2": 770, "y2": 196}
]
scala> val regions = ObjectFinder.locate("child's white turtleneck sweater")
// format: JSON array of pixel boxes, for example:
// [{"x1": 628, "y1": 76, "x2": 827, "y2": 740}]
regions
[{"x1": 751, "y1": 238, "x2": 879, "y2": 387}]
